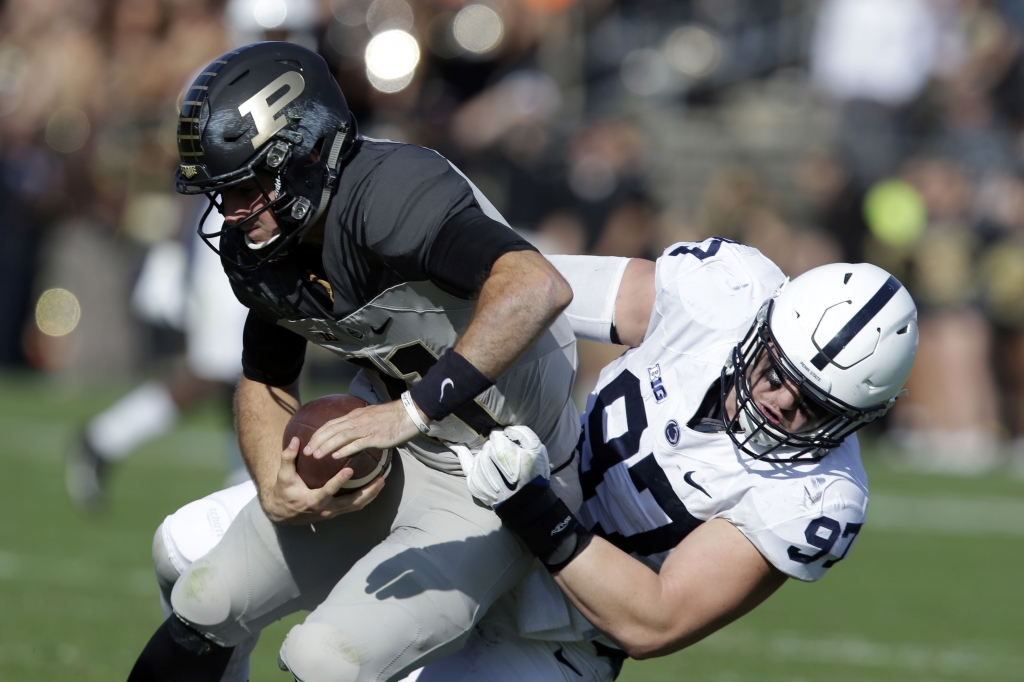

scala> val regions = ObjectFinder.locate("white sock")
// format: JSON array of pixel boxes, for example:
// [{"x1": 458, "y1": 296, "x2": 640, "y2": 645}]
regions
[{"x1": 86, "y1": 381, "x2": 178, "y2": 461}]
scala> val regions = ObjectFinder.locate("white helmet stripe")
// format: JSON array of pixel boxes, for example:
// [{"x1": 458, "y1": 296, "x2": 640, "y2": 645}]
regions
[{"x1": 809, "y1": 275, "x2": 902, "y2": 371}]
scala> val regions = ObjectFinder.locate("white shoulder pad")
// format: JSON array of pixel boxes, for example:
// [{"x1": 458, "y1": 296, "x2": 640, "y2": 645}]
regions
[
  {"x1": 651, "y1": 239, "x2": 786, "y2": 354},
  {"x1": 655, "y1": 238, "x2": 784, "y2": 298},
  {"x1": 740, "y1": 474, "x2": 868, "y2": 582}
]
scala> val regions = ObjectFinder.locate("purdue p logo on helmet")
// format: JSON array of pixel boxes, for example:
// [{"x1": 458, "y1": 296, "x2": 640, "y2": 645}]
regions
[
  {"x1": 727, "y1": 263, "x2": 918, "y2": 462},
  {"x1": 237, "y1": 71, "x2": 305, "y2": 150},
  {"x1": 174, "y1": 42, "x2": 357, "y2": 270}
]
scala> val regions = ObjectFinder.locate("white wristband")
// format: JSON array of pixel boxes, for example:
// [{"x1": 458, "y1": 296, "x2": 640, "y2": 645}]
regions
[{"x1": 401, "y1": 391, "x2": 430, "y2": 435}]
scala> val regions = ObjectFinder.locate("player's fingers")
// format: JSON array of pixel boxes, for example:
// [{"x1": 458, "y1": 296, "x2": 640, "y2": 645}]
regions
[
  {"x1": 330, "y1": 436, "x2": 375, "y2": 461},
  {"x1": 305, "y1": 419, "x2": 339, "y2": 454},
  {"x1": 280, "y1": 437, "x2": 300, "y2": 473},
  {"x1": 339, "y1": 476, "x2": 386, "y2": 513},
  {"x1": 316, "y1": 465, "x2": 355, "y2": 500},
  {"x1": 314, "y1": 428, "x2": 369, "y2": 459},
  {"x1": 306, "y1": 420, "x2": 357, "y2": 456},
  {"x1": 318, "y1": 402, "x2": 392, "y2": 450}
]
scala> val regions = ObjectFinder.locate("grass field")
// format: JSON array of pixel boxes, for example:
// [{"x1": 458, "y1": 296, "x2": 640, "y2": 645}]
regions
[{"x1": 1, "y1": 371, "x2": 1023, "y2": 682}]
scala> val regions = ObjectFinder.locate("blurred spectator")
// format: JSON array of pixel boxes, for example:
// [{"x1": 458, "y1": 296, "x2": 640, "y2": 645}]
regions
[
  {"x1": 8, "y1": 0, "x2": 1024, "y2": 475},
  {"x1": 0, "y1": 0, "x2": 105, "y2": 365},
  {"x1": 226, "y1": 0, "x2": 318, "y2": 47},
  {"x1": 698, "y1": 165, "x2": 840, "y2": 277},
  {"x1": 811, "y1": 0, "x2": 950, "y2": 183},
  {"x1": 874, "y1": 155, "x2": 1004, "y2": 470}
]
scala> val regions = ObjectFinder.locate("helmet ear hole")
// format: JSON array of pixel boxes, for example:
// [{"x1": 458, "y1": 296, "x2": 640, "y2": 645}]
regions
[{"x1": 306, "y1": 137, "x2": 326, "y2": 164}]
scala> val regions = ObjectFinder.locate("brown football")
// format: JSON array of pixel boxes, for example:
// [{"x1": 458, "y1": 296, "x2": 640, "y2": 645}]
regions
[{"x1": 282, "y1": 394, "x2": 391, "y2": 496}]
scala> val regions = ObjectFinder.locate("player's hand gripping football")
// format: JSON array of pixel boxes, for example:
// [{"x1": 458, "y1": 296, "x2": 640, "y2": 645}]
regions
[
  {"x1": 303, "y1": 400, "x2": 421, "y2": 462},
  {"x1": 455, "y1": 426, "x2": 551, "y2": 508},
  {"x1": 265, "y1": 436, "x2": 385, "y2": 526}
]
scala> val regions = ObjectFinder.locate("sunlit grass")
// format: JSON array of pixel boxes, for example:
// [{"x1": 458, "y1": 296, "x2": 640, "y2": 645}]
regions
[{"x1": 0, "y1": 372, "x2": 1021, "y2": 681}]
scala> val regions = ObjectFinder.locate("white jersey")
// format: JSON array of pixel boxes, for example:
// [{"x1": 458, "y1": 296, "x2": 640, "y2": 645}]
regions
[{"x1": 578, "y1": 239, "x2": 869, "y2": 582}]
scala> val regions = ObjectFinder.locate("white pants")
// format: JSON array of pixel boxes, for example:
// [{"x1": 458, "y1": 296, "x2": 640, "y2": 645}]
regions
[{"x1": 156, "y1": 481, "x2": 620, "y2": 682}]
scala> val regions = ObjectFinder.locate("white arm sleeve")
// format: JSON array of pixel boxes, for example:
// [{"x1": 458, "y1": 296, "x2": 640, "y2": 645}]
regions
[{"x1": 546, "y1": 255, "x2": 630, "y2": 343}]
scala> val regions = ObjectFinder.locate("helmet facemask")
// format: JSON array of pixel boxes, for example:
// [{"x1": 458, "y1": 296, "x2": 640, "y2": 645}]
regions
[
  {"x1": 723, "y1": 301, "x2": 896, "y2": 463},
  {"x1": 177, "y1": 111, "x2": 357, "y2": 271}
]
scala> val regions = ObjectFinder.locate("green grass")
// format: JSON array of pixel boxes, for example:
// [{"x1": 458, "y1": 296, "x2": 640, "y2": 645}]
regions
[{"x1": 1, "y1": 372, "x2": 1022, "y2": 681}]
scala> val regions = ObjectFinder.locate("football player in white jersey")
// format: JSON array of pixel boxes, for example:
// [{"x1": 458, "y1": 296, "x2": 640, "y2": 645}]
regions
[{"x1": 443, "y1": 237, "x2": 918, "y2": 679}]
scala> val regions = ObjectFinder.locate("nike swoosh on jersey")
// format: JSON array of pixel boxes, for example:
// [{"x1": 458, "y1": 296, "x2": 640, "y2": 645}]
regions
[
  {"x1": 553, "y1": 648, "x2": 583, "y2": 676},
  {"x1": 495, "y1": 465, "x2": 518, "y2": 491},
  {"x1": 369, "y1": 318, "x2": 391, "y2": 335},
  {"x1": 683, "y1": 471, "x2": 711, "y2": 498},
  {"x1": 440, "y1": 378, "x2": 454, "y2": 401}
]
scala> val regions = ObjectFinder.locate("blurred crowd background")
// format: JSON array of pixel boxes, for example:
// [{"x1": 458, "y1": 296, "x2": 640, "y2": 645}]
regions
[{"x1": 3, "y1": 0, "x2": 1024, "y2": 473}]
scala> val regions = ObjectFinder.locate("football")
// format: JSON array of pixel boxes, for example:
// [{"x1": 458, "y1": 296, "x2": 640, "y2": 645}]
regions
[{"x1": 282, "y1": 394, "x2": 392, "y2": 496}]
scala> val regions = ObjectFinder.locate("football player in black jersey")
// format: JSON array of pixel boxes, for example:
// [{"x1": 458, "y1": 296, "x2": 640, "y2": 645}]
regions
[{"x1": 129, "y1": 42, "x2": 584, "y2": 682}]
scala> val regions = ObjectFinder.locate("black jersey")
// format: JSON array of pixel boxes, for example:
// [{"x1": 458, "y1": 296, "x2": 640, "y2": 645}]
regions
[
  {"x1": 220, "y1": 138, "x2": 580, "y2": 470},
  {"x1": 223, "y1": 138, "x2": 509, "y2": 322}
]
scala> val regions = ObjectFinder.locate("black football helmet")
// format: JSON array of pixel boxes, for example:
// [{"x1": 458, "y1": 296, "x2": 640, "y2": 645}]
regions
[{"x1": 174, "y1": 42, "x2": 357, "y2": 269}]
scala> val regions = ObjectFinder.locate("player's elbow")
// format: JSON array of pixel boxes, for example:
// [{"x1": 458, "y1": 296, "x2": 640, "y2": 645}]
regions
[
  {"x1": 624, "y1": 644, "x2": 660, "y2": 661},
  {"x1": 525, "y1": 261, "x2": 573, "y2": 322},
  {"x1": 617, "y1": 632, "x2": 680, "y2": 661},
  {"x1": 550, "y1": 269, "x2": 573, "y2": 315},
  {"x1": 492, "y1": 250, "x2": 573, "y2": 317},
  {"x1": 531, "y1": 254, "x2": 573, "y2": 316},
  {"x1": 613, "y1": 620, "x2": 702, "y2": 660}
]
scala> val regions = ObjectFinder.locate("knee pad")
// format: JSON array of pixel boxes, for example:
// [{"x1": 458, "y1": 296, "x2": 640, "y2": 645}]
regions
[
  {"x1": 170, "y1": 560, "x2": 234, "y2": 644},
  {"x1": 279, "y1": 623, "x2": 361, "y2": 682},
  {"x1": 152, "y1": 523, "x2": 181, "y2": 598}
]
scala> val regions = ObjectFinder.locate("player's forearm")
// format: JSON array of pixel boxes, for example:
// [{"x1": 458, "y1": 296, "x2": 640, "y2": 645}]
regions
[
  {"x1": 454, "y1": 250, "x2": 572, "y2": 378},
  {"x1": 554, "y1": 519, "x2": 786, "y2": 659},
  {"x1": 235, "y1": 376, "x2": 300, "y2": 502},
  {"x1": 553, "y1": 537, "x2": 691, "y2": 659}
]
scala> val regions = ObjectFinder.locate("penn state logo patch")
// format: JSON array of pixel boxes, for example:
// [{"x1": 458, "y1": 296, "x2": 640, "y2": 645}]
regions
[{"x1": 665, "y1": 420, "x2": 680, "y2": 445}]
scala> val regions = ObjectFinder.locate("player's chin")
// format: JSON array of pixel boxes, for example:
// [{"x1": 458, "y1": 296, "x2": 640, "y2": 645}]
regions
[{"x1": 245, "y1": 224, "x2": 278, "y2": 244}]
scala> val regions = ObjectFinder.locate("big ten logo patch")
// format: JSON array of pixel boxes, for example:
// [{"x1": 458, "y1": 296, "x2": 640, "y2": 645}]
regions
[{"x1": 648, "y1": 364, "x2": 668, "y2": 402}]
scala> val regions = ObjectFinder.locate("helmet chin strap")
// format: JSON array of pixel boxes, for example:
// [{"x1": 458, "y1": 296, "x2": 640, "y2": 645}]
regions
[
  {"x1": 301, "y1": 122, "x2": 350, "y2": 232},
  {"x1": 736, "y1": 409, "x2": 774, "y2": 448}
]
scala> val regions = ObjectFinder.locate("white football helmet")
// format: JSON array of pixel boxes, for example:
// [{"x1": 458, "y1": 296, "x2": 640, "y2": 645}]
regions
[{"x1": 726, "y1": 263, "x2": 918, "y2": 462}]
